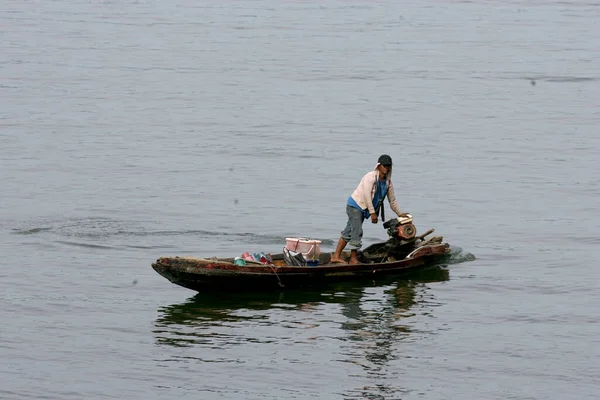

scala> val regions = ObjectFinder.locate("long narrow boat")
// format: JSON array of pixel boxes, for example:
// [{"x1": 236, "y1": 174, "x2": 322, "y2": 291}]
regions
[{"x1": 152, "y1": 216, "x2": 452, "y2": 292}]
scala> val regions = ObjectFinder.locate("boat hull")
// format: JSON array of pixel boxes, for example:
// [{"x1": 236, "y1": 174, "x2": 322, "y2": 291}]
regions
[{"x1": 151, "y1": 243, "x2": 450, "y2": 292}]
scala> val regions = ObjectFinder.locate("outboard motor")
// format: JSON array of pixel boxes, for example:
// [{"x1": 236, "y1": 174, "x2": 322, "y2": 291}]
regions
[
  {"x1": 360, "y1": 213, "x2": 420, "y2": 262},
  {"x1": 383, "y1": 214, "x2": 416, "y2": 240}
]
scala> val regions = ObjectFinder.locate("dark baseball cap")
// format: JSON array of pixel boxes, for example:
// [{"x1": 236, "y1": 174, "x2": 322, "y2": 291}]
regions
[{"x1": 378, "y1": 154, "x2": 393, "y2": 166}]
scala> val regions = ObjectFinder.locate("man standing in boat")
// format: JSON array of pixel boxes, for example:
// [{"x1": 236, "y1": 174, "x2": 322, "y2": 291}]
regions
[{"x1": 330, "y1": 154, "x2": 407, "y2": 264}]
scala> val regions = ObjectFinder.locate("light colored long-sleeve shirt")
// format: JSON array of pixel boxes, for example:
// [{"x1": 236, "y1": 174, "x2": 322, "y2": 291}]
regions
[{"x1": 349, "y1": 168, "x2": 402, "y2": 217}]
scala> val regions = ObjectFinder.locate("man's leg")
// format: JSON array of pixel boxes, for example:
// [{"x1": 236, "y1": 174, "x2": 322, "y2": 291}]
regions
[
  {"x1": 330, "y1": 237, "x2": 348, "y2": 263},
  {"x1": 349, "y1": 249, "x2": 359, "y2": 265},
  {"x1": 347, "y1": 207, "x2": 364, "y2": 264},
  {"x1": 331, "y1": 205, "x2": 361, "y2": 263}
]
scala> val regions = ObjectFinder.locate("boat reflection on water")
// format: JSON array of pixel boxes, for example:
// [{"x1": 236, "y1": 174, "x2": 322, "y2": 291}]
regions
[
  {"x1": 153, "y1": 266, "x2": 449, "y2": 348},
  {"x1": 153, "y1": 266, "x2": 449, "y2": 399}
]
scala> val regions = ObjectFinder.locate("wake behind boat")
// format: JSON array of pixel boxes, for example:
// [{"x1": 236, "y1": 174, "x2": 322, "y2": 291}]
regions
[{"x1": 151, "y1": 214, "x2": 452, "y2": 292}]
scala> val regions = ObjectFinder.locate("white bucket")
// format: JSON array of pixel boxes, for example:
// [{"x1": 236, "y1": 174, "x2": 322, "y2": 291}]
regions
[{"x1": 285, "y1": 238, "x2": 322, "y2": 259}]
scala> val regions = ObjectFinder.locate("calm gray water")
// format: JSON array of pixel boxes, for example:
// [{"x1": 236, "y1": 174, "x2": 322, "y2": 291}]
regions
[{"x1": 1, "y1": 1, "x2": 599, "y2": 399}]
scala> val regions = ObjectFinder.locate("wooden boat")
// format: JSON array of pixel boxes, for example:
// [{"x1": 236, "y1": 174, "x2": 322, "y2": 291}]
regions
[{"x1": 152, "y1": 216, "x2": 452, "y2": 292}]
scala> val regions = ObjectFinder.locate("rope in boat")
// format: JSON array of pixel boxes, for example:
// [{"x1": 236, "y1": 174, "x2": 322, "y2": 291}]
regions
[
  {"x1": 380, "y1": 246, "x2": 391, "y2": 263},
  {"x1": 268, "y1": 265, "x2": 284, "y2": 288}
]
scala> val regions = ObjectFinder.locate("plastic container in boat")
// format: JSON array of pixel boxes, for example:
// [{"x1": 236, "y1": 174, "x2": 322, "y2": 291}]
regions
[
  {"x1": 285, "y1": 238, "x2": 322, "y2": 259},
  {"x1": 234, "y1": 257, "x2": 246, "y2": 266}
]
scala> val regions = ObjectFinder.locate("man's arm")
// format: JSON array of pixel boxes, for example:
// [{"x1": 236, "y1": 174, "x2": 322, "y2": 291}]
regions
[
  {"x1": 387, "y1": 180, "x2": 404, "y2": 216},
  {"x1": 362, "y1": 172, "x2": 377, "y2": 216}
]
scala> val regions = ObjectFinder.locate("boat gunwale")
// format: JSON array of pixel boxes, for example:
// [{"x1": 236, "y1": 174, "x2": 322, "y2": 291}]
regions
[{"x1": 152, "y1": 243, "x2": 450, "y2": 276}]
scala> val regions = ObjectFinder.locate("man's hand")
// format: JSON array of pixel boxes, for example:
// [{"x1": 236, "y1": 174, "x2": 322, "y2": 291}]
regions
[
  {"x1": 370, "y1": 213, "x2": 378, "y2": 224},
  {"x1": 399, "y1": 212, "x2": 409, "y2": 217}
]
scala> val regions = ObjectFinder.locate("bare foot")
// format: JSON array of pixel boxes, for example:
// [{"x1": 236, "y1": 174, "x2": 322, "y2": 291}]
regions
[
  {"x1": 348, "y1": 258, "x2": 360, "y2": 265},
  {"x1": 329, "y1": 257, "x2": 345, "y2": 264}
]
